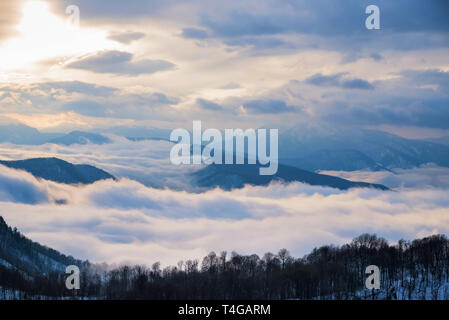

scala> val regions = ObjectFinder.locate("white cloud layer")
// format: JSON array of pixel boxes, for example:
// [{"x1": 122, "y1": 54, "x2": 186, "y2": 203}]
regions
[{"x1": 1, "y1": 159, "x2": 448, "y2": 266}]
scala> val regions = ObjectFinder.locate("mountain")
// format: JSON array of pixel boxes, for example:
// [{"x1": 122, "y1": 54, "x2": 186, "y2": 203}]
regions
[
  {"x1": 192, "y1": 163, "x2": 388, "y2": 191},
  {"x1": 278, "y1": 125, "x2": 449, "y2": 171},
  {"x1": 0, "y1": 157, "x2": 115, "y2": 184},
  {"x1": 49, "y1": 131, "x2": 111, "y2": 146}
]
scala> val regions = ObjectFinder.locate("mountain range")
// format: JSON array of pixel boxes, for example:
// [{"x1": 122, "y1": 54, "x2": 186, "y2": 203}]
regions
[
  {"x1": 0, "y1": 123, "x2": 170, "y2": 146},
  {"x1": 278, "y1": 125, "x2": 449, "y2": 171},
  {"x1": 1, "y1": 122, "x2": 449, "y2": 174},
  {"x1": 0, "y1": 156, "x2": 388, "y2": 191}
]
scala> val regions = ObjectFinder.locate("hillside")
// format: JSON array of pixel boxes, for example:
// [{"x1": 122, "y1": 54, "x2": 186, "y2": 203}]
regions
[
  {"x1": 0, "y1": 157, "x2": 115, "y2": 184},
  {"x1": 0, "y1": 216, "x2": 82, "y2": 277}
]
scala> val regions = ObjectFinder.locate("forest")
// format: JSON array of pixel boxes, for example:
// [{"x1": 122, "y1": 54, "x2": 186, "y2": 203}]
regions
[{"x1": 1, "y1": 216, "x2": 449, "y2": 300}]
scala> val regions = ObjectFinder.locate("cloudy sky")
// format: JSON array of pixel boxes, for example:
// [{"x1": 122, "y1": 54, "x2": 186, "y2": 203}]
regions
[
  {"x1": 0, "y1": 0, "x2": 448, "y2": 137},
  {"x1": 0, "y1": 0, "x2": 449, "y2": 266}
]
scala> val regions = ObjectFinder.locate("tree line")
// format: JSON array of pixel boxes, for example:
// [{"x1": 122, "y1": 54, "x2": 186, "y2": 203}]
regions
[{"x1": 1, "y1": 225, "x2": 449, "y2": 299}]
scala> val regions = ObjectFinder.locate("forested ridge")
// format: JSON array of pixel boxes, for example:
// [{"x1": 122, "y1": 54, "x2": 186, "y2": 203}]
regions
[{"x1": 1, "y1": 215, "x2": 449, "y2": 300}]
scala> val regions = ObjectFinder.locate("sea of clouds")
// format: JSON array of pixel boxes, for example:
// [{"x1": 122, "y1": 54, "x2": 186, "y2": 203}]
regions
[{"x1": 0, "y1": 138, "x2": 449, "y2": 266}]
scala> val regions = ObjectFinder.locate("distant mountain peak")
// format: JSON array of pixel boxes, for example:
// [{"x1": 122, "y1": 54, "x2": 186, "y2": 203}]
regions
[{"x1": 0, "y1": 157, "x2": 115, "y2": 184}]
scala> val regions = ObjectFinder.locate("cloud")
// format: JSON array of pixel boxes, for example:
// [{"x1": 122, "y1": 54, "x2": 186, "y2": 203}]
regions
[
  {"x1": 0, "y1": 0, "x2": 24, "y2": 43},
  {"x1": 224, "y1": 36, "x2": 287, "y2": 50},
  {"x1": 125, "y1": 92, "x2": 179, "y2": 106},
  {"x1": 36, "y1": 81, "x2": 118, "y2": 96},
  {"x1": 197, "y1": 0, "x2": 449, "y2": 52},
  {"x1": 370, "y1": 53, "x2": 384, "y2": 61},
  {"x1": 0, "y1": 81, "x2": 118, "y2": 98},
  {"x1": 340, "y1": 79, "x2": 374, "y2": 90},
  {"x1": 399, "y1": 69, "x2": 449, "y2": 92},
  {"x1": 242, "y1": 99, "x2": 296, "y2": 114},
  {"x1": 62, "y1": 100, "x2": 109, "y2": 117},
  {"x1": 201, "y1": 1, "x2": 449, "y2": 36},
  {"x1": 66, "y1": 51, "x2": 175, "y2": 75},
  {"x1": 196, "y1": 98, "x2": 224, "y2": 111},
  {"x1": 0, "y1": 165, "x2": 48, "y2": 204},
  {"x1": 324, "y1": 97, "x2": 449, "y2": 130},
  {"x1": 52, "y1": 0, "x2": 176, "y2": 19},
  {"x1": 181, "y1": 28, "x2": 209, "y2": 39},
  {"x1": 62, "y1": 92, "x2": 179, "y2": 119},
  {"x1": 0, "y1": 81, "x2": 180, "y2": 120},
  {"x1": 49, "y1": 0, "x2": 448, "y2": 55},
  {"x1": 107, "y1": 31, "x2": 145, "y2": 44},
  {"x1": 275, "y1": 69, "x2": 449, "y2": 130},
  {"x1": 1, "y1": 170, "x2": 449, "y2": 266},
  {"x1": 219, "y1": 82, "x2": 241, "y2": 90},
  {"x1": 306, "y1": 73, "x2": 374, "y2": 90}
]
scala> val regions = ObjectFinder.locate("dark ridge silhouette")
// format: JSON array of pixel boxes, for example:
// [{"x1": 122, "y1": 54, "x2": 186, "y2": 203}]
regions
[
  {"x1": 0, "y1": 157, "x2": 115, "y2": 184},
  {"x1": 192, "y1": 163, "x2": 389, "y2": 191},
  {"x1": 0, "y1": 216, "x2": 84, "y2": 276}
]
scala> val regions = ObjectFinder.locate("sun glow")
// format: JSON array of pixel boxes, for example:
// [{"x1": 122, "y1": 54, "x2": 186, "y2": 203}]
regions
[{"x1": 0, "y1": 0, "x2": 117, "y2": 73}]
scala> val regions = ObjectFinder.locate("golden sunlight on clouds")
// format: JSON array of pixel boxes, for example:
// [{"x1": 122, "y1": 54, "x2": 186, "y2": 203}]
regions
[
  {"x1": 3, "y1": 112, "x2": 133, "y2": 131},
  {"x1": 0, "y1": 0, "x2": 118, "y2": 73}
]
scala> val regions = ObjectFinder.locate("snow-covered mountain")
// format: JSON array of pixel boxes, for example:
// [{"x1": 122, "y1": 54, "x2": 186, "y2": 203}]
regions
[{"x1": 278, "y1": 125, "x2": 449, "y2": 171}]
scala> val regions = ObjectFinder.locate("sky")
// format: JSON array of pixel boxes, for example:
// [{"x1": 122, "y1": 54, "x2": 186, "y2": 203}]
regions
[
  {"x1": 0, "y1": 0, "x2": 449, "y2": 266},
  {"x1": 0, "y1": 0, "x2": 448, "y2": 137}
]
